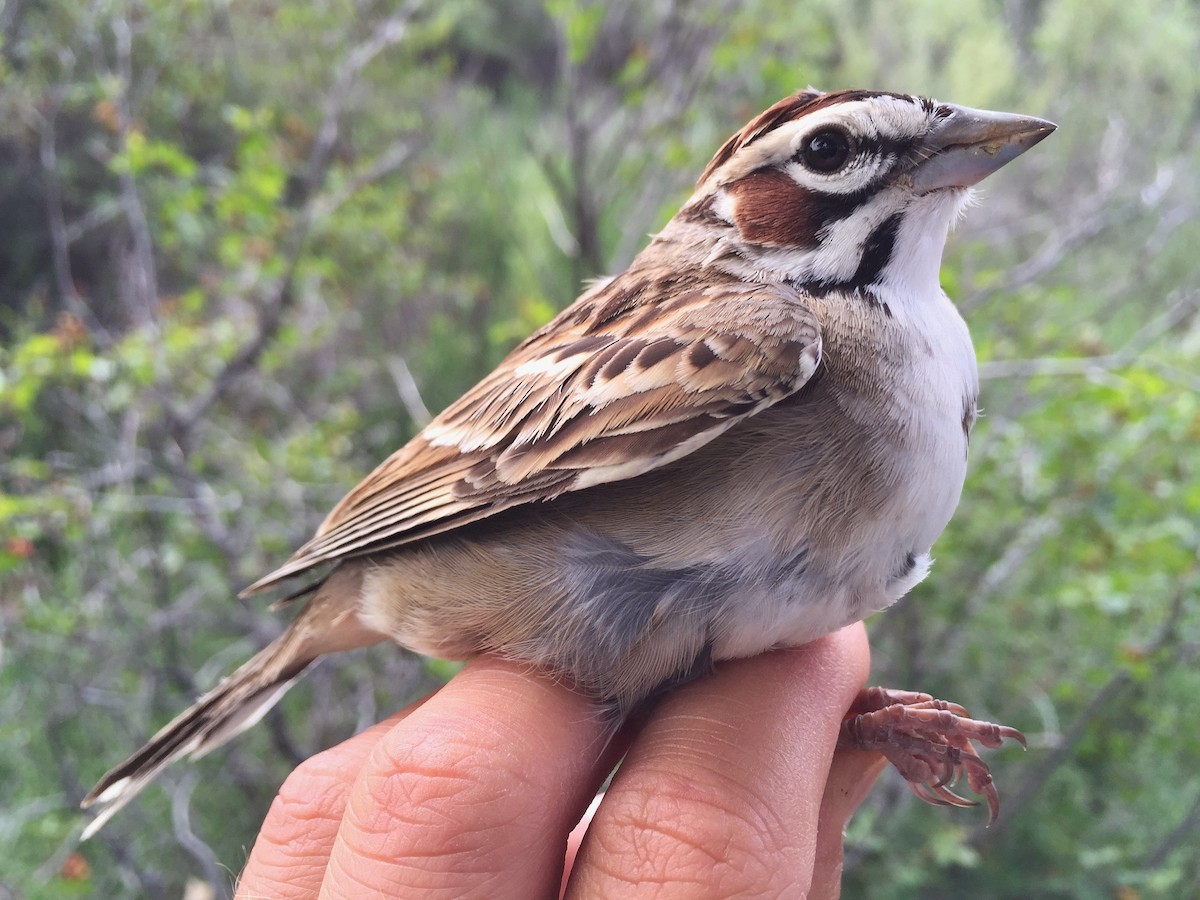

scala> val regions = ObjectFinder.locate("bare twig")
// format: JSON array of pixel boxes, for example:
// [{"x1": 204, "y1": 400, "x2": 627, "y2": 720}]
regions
[
  {"x1": 962, "y1": 129, "x2": 1194, "y2": 313},
  {"x1": 385, "y1": 354, "x2": 432, "y2": 426},
  {"x1": 979, "y1": 668, "x2": 1134, "y2": 848},
  {"x1": 300, "y1": 2, "x2": 424, "y2": 199},
  {"x1": 927, "y1": 502, "x2": 1067, "y2": 668},
  {"x1": 64, "y1": 201, "x2": 123, "y2": 246},
  {"x1": 37, "y1": 93, "x2": 83, "y2": 311},
  {"x1": 979, "y1": 290, "x2": 1199, "y2": 384},
  {"x1": 606, "y1": 0, "x2": 738, "y2": 265},
  {"x1": 556, "y1": 23, "x2": 603, "y2": 280},
  {"x1": 1144, "y1": 789, "x2": 1200, "y2": 870},
  {"x1": 170, "y1": 772, "x2": 229, "y2": 900},
  {"x1": 532, "y1": 0, "x2": 735, "y2": 279},
  {"x1": 310, "y1": 140, "x2": 419, "y2": 220},
  {"x1": 112, "y1": 13, "x2": 161, "y2": 328},
  {"x1": 34, "y1": 57, "x2": 120, "y2": 344}
]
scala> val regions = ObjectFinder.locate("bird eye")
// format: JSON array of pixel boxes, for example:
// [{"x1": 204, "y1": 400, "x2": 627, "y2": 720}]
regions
[{"x1": 800, "y1": 129, "x2": 852, "y2": 173}]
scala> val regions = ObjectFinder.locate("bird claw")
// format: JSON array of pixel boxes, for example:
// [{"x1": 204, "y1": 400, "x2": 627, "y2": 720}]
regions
[{"x1": 838, "y1": 686, "x2": 1025, "y2": 825}]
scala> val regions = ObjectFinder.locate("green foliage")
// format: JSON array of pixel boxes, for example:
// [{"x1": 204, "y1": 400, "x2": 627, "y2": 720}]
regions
[{"x1": 1, "y1": 0, "x2": 1197, "y2": 896}]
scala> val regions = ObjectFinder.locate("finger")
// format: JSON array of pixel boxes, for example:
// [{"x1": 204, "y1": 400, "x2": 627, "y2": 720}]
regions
[
  {"x1": 808, "y1": 748, "x2": 887, "y2": 900},
  {"x1": 236, "y1": 695, "x2": 431, "y2": 900},
  {"x1": 320, "y1": 656, "x2": 612, "y2": 900},
  {"x1": 566, "y1": 623, "x2": 871, "y2": 900}
]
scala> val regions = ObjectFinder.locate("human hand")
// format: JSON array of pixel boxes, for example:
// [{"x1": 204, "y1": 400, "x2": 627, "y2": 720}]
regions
[{"x1": 236, "y1": 622, "x2": 882, "y2": 899}]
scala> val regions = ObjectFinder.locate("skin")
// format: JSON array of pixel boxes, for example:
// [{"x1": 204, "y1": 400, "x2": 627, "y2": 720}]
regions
[{"x1": 236, "y1": 623, "x2": 884, "y2": 900}]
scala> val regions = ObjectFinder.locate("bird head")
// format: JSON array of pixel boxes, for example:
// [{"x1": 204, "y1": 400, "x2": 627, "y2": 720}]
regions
[{"x1": 674, "y1": 89, "x2": 1055, "y2": 299}]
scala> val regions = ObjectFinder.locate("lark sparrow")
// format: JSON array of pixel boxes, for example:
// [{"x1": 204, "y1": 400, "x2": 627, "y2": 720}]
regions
[{"x1": 83, "y1": 88, "x2": 1055, "y2": 837}]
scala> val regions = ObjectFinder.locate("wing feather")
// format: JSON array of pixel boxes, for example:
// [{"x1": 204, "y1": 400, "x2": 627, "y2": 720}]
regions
[{"x1": 242, "y1": 279, "x2": 821, "y2": 595}]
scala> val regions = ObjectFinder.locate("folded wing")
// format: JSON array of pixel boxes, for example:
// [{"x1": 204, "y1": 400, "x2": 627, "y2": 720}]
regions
[{"x1": 242, "y1": 281, "x2": 822, "y2": 595}]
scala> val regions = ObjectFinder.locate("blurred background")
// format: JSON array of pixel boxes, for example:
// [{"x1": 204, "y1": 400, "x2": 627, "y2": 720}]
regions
[{"x1": 1, "y1": 0, "x2": 1198, "y2": 897}]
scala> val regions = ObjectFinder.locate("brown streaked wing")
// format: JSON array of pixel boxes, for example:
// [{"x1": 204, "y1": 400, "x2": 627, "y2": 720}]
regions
[{"x1": 241, "y1": 281, "x2": 821, "y2": 595}]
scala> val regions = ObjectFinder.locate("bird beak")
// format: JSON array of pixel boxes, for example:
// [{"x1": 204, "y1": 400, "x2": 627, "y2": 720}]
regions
[{"x1": 911, "y1": 104, "x2": 1056, "y2": 194}]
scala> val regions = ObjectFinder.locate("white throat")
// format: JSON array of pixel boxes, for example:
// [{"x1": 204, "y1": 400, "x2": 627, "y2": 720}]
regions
[{"x1": 875, "y1": 188, "x2": 973, "y2": 305}]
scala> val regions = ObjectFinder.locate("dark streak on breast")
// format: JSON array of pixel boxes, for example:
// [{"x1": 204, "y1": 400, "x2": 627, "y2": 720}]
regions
[{"x1": 961, "y1": 394, "x2": 978, "y2": 453}]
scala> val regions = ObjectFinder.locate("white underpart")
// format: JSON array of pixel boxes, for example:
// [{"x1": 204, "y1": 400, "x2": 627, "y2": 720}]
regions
[{"x1": 878, "y1": 188, "x2": 974, "y2": 303}]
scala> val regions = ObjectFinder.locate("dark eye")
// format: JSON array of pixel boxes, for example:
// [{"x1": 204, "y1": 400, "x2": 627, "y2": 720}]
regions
[{"x1": 800, "y1": 129, "x2": 852, "y2": 173}]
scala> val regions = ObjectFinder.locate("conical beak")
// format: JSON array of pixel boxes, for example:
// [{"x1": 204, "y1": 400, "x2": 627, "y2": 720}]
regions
[{"x1": 911, "y1": 104, "x2": 1056, "y2": 194}]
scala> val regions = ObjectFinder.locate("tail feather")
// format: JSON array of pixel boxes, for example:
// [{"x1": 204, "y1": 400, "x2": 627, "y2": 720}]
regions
[
  {"x1": 81, "y1": 567, "x2": 381, "y2": 839},
  {"x1": 80, "y1": 655, "x2": 311, "y2": 840}
]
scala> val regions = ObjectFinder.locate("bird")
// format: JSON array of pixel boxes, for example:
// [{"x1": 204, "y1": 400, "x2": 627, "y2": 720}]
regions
[{"x1": 82, "y1": 87, "x2": 1055, "y2": 838}]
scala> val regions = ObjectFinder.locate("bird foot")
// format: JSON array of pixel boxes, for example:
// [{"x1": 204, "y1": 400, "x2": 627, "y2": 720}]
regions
[{"x1": 837, "y1": 686, "x2": 1025, "y2": 825}]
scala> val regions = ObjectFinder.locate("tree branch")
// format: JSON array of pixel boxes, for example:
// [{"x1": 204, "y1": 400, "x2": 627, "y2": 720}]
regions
[
  {"x1": 978, "y1": 290, "x2": 1199, "y2": 385},
  {"x1": 962, "y1": 126, "x2": 1193, "y2": 313},
  {"x1": 385, "y1": 354, "x2": 432, "y2": 427},
  {"x1": 1144, "y1": 789, "x2": 1200, "y2": 871},
  {"x1": 112, "y1": 12, "x2": 161, "y2": 328},
  {"x1": 170, "y1": 772, "x2": 228, "y2": 900},
  {"x1": 167, "y1": 2, "x2": 425, "y2": 448},
  {"x1": 309, "y1": 139, "x2": 419, "y2": 220}
]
